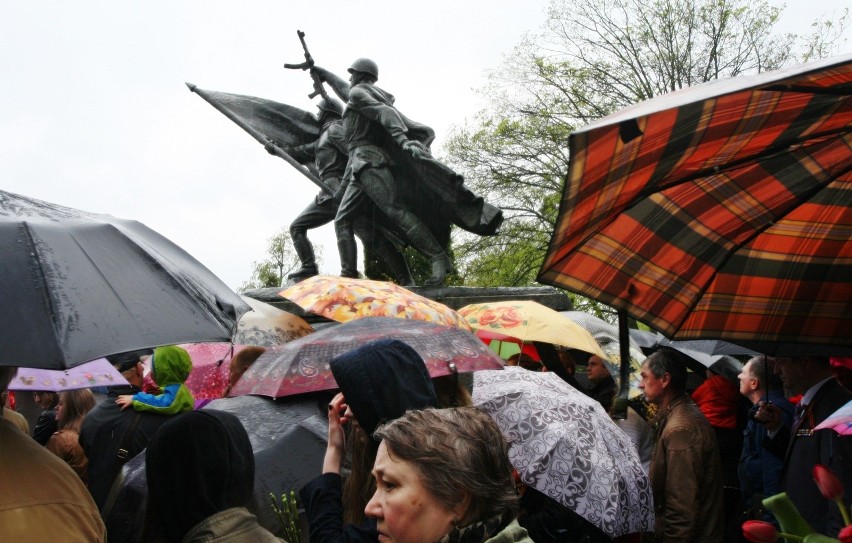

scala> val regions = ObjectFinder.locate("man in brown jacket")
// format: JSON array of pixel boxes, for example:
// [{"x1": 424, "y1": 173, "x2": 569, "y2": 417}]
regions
[{"x1": 639, "y1": 348, "x2": 724, "y2": 542}]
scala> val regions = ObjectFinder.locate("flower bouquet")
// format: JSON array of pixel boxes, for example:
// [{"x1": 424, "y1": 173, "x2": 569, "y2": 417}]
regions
[{"x1": 742, "y1": 465, "x2": 851, "y2": 543}]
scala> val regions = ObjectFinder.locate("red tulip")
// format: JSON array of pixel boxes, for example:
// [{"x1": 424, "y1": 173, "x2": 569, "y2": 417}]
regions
[
  {"x1": 742, "y1": 520, "x2": 778, "y2": 543},
  {"x1": 839, "y1": 524, "x2": 852, "y2": 543},
  {"x1": 813, "y1": 465, "x2": 845, "y2": 501}
]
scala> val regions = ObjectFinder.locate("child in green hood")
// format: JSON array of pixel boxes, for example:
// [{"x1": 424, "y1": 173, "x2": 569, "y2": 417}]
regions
[{"x1": 116, "y1": 345, "x2": 195, "y2": 415}]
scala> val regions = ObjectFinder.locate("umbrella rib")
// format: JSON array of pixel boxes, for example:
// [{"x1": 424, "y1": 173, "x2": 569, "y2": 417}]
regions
[
  {"x1": 20, "y1": 221, "x2": 67, "y2": 366},
  {"x1": 668, "y1": 153, "x2": 852, "y2": 339},
  {"x1": 542, "y1": 130, "x2": 852, "y2": 337},
  {"x1": 635, "y1": 125, "x2": 850, "y2": 199}
]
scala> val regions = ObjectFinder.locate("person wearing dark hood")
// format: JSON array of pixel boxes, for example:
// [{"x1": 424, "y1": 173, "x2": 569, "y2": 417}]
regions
[
  {"x1": 299, "y1": 339, "x2": 439, "y2": 543},
  {"x1": 583, "y1": 354, "x2": 617, "y2": 412},
  {"x1": 79, "y1": 349, "x2": 171, "y2": 511},
  {"x1": 145, "y1": 409, "x2": 283, "y2": 543}
]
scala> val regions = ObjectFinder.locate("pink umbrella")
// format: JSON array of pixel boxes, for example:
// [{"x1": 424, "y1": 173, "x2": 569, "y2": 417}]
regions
[
  {"x1": 814, "y1": 399, "x2": 852, "y2": 436},
  {"x1": 8, "y1": 358, "x2": 129, "y2": 391},
  {"x1": 229, "y1": 317, "x2": 504, "y2": 399},
  {"x1": 182, "y1": 343, "x2": 249, "y2": 401}
]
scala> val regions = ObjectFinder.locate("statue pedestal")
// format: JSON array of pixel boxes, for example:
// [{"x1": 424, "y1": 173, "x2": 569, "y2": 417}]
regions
[{"x1": 242, "y1": 284, "x2": 571, "y2": 325}]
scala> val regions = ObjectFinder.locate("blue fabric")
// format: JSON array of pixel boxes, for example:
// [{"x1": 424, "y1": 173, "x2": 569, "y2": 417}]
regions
[
  {"x1": 738, "y1": 391, "x2": 793, "y2": 520},
  {"x1": 133, "y1": 384, "x2": 181, "y2": 409}
]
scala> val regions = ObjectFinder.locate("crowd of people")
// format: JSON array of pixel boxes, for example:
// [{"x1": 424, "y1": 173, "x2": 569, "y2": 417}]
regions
[{"x1": 1, "y1": 331, "x2": 851, "y2": 542}]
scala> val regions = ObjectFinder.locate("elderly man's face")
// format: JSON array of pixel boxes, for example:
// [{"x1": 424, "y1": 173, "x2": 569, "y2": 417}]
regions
[
  {"x1": 639, "y1": 361, "x2": 666, "y2": 405},
  {"x1": 738, "y1": 361, "x2": 757, "y2": 397}
]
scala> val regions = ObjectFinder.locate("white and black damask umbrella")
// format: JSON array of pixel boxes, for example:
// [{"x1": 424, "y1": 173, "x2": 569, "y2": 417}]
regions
[{"x1": 473, "y1": 367, "x2": 654, "y2": 538}]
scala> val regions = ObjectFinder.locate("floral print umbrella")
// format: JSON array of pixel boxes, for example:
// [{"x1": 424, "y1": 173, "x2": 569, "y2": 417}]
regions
[
  {"x1": 8, "y1": 358, "x2": 129, "y2": 391},
  {"x1": 458, "y1": 300, "x2": 606, "y2": 359},
  {"x1": 280, "y1": 276, "x2": 470, "y2": 330},
  {"x1": 473, "y1": 367, "x2": 654, "y2": 538}
]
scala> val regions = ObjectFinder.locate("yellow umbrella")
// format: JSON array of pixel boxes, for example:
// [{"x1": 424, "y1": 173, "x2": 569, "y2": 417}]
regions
[
  {"x1": 280, "y1": 276, "x2": 471, "y2": 331},
  {"x1": 458, "y1": 300, "x2": 606, "y2": 359}
]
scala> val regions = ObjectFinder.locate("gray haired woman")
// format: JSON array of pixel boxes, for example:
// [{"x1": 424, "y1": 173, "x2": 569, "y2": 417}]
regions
[{"x1": 366, "y1": 407, "x2": 531, "y2": 543}]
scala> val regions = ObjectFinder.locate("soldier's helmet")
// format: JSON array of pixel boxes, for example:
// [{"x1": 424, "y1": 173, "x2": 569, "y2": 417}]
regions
[
  {"x1": 317, "y1": 97, "x2": 344, "y2": 117},
  {"x1": 347, "y1": 58, "x2": 379, "y2": 79}
]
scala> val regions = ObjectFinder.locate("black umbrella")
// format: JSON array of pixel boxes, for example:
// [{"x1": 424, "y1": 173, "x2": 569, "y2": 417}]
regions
[
  {"x1": 104, "y1": 394, "x2": 330, "y2": 542},
  {"x1": 0, "y1": 190, "x2": 250, "y2": 368}
]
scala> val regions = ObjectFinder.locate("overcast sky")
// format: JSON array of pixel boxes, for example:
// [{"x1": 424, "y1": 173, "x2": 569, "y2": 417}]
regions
[{"x1": 2, "y1": 1, "x2": 849, "y2": 291}]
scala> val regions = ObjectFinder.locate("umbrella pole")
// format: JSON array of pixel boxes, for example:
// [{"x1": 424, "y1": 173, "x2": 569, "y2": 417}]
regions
[
  {"x1": 613, "y1": 309, "x2": 630, "y2": 420},
  {"x1": 764, "y1": 353, "x2": 770, "y2": 403}
]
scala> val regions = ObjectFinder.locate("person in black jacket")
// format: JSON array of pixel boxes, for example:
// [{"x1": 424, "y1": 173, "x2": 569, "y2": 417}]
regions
[
  {"x1": 79, "y1": 349, "x2": 170, "y2": 511},
  {"x1": 31, "y1": 390, "x2": 59, "y2": 446},
  {"x1": 584, "y1": 355, "x2": 617, "y2": 412},
  {"x1": 757, "y1": 356, "x2": 852, "y2": 537},
  {"x1": 299, "y1": 339, "x2": 439, "y2": 543}
]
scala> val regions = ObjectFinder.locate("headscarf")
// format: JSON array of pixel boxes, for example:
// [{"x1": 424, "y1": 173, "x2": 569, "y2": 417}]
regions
[
  {"x1": 330, "y1": 339, "x2": 437, "y2": 438},
  {"x1": 145, "y1": 409, "x2": 254, "y2": 543}
]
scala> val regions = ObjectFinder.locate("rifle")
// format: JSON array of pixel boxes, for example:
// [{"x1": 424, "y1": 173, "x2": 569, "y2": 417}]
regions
[{"x1": 283, "y1": 30, "x2": 328, "y2": 101}]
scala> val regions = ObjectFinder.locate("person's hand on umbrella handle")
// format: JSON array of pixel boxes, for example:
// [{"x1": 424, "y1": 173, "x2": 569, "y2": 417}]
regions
[
  {"x1": 323, "y1": 392, "x2": 349, "y2": 474},
  {"x1": 115, "y1": 395, "x2": 134, "y2": 411},
  {"x1": 754, "y1": 400, "x2": 782, "y2": 432}
]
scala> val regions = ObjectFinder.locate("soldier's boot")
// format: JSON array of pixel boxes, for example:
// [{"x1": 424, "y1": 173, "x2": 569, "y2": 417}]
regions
[
  {"x1": 381, "y1": 249, "x2": 415, "y2": 287},
  {"x1": 288, "y1": 235, "x2": 319, "y2": 280},
  {"x1": 337, "y1": 236, "x2": 360, "y2": 279},
  {"x1": 404, "y1": 224, "x2": 452, "y2": 287}
]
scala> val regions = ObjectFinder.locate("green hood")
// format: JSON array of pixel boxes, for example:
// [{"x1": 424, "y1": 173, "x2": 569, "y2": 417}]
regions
[{"x1": 151, "y1": 345, "x2": 192, "y2": 386}]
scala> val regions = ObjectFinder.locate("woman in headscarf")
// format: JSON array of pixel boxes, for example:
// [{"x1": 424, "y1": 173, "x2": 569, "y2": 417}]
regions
[{"x1": 144, "y1": 409, "x2": 283, "y2": 543}]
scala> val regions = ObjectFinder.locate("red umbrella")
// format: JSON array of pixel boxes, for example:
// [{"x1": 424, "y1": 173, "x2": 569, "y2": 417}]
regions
[
  {"x1": 474, "y1": 329, "x2": 541, "y2": 361},
  {"x1": 228, "y1": 317, "x2": 504, "y2": 399},
  {"x1": 539, "y1": 53, "x2": 852, "y2": 352}
]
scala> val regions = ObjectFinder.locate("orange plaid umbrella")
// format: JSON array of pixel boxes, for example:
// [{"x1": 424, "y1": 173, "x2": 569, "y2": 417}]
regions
[
  {"x1": 539, "y1": 53, "x2": 852, "y2": 353},
  {"x1": 280, "y1": 275, "x2": 471, "y2": 331}
]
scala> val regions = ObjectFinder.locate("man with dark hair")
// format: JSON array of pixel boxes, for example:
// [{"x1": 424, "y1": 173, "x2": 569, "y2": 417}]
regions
[
  {"x1": 756, "y1": 356, "x2": 852, "y2": 536},
  {"x1": 79, "y1": 349, "x2": 171, "y2": 511},
  {"x1": 0, "y1": 366, "x2": 106, "y2": 541},
  {"x1": 639, "y1": 348, "x2": 724, "y2": 542}
]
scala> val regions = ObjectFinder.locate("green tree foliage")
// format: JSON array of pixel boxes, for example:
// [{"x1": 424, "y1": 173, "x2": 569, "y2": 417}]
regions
[
  {"x1": 240, "y1": 228, "x2": 317, "y2": 291},
  {"x1": 445, "y1": 0, "x2": 848, "y2": 291}
]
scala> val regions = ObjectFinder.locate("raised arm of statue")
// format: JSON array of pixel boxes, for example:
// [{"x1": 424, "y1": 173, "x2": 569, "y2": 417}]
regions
[{"x1": 310, "y1": 66, "x2": 350, "y2": 101}]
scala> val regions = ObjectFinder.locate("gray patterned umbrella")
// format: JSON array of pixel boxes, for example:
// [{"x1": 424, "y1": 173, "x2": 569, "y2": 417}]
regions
[{"x1": 473, "y1": 367, "x2": 654, "y2": 538}]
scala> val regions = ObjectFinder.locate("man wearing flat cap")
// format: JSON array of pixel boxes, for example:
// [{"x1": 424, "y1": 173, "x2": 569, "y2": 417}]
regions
[{"x1": 79, "y1": 349, "x2": 171, "y2": 512}]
